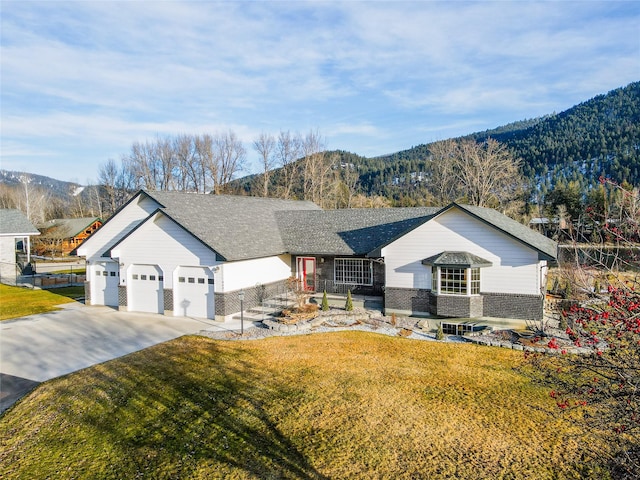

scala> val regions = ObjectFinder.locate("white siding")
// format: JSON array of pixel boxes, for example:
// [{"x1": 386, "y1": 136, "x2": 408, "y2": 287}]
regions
[
  {"x1": 217, "y1": 255, "x2": 291, "y2": 293},
  {"x1": 381, "y1": 208, "x2": 541, "y2": 295},
  {"x1": 0, "y1": 237, "x2": 14, "y2": 265},
  {"x1": 77, "y1": 195, "x2": 160, "y2": 261},
  {"x1": 0, "y1": 237, "x2": 16, "y2": 282},
  {"x1": 111, "y1": 213, "x2": 218, "y2": 290}
]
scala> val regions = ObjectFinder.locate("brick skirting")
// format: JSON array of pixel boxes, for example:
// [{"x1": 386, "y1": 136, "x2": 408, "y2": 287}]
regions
[
  {"x1": 385, "y1": 287, "x2": 544, "y2": 320},
  {"x1": 481, "y1": 292, "x2": 543, "y2": 320},
  {"x1": 215, "y1": 280, "x2": 288, "y2": 319}
]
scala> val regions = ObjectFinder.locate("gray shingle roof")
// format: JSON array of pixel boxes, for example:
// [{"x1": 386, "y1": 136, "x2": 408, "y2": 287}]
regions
[
  {"x1": 144, "y1": 191, "x2": 320, "y2": 261},
  {"x1": 421, "y1": 251, "x2": 493, "y2": 268},
  {"x1": 451, "y1": 203, "x2": 558, "y2": 260},
  {"x1": 0, "y1": 209, "x2": 39, "y2": 236},
  {"x1": 113, "y1": 192, "x2": 557, "y2": 263},
  {"x1": 277, "y1": 208, "x2": 439, "y2": 256}
]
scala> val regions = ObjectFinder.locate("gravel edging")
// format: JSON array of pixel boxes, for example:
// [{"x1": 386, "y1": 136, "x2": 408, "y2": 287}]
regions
[
  {"x1": 198, "y1": 309, "x2": 469, "y2": 343},
  {"x1": 197, "y1": 309, "x2": 595, "y2": 354}
]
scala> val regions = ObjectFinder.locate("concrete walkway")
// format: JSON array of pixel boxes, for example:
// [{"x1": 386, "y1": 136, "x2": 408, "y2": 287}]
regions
[{"x1": 0, "y1": 302, "x2": 257, "y2": 414}]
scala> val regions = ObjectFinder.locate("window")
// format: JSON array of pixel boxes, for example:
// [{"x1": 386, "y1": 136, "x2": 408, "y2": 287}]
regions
[
  {"x1": 149, "y1": 275, "x2": 156, "y2": 281},
  {"x1": 207, "y1": 278, "x2": 214, "y2": 285},
  {"x1": 102, "y1": 271, "x2": 108, "y2": 276},
  {"x1": 188, "y1": 277, "x2": 195, "y2": 283},
  {"x1": 433, "y1": 267, "x2": 481, "y2": 295},
  {"x1": 334, "y1": 258, "x2": 373, "y2": 286},
  {"x1": 178, "y1": 277, "x2": 185, "y2": 283},
  {"x1": 141, "y1": 275, "x2": 147, "y2": 280},
  {"x1": 470, "y1": 268, "x2": 480, "y2": 294},
  {"x1": 132, "y1": 274, "x2": 139, "y2": 280},
  {"x1": 110, "y1": 272, "x2": 117, "y2": 277},
  {"x1": 440, "y1": 268, "x2": 466, "y2": 295},
  {"x1": 198, "y1": 278, "x2": 205, "y2": 284}
]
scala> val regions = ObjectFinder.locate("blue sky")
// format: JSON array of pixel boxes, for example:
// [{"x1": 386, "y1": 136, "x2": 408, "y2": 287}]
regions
[{"x1": 1, "y1": 1, "x2": 639, "y2": 184}]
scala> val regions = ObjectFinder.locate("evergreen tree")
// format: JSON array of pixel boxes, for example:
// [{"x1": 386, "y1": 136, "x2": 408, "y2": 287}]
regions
[
  {"x1": 345, "y1": 290, "x2": 353, "y2": 311},
  {"x1": 321, "y1": 290, "x2": 329, "y2": 311}
]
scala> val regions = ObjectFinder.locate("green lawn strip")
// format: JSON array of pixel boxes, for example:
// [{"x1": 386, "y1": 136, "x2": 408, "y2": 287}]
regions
[
  {"x1": 47, "y1": 268, "x2": 86, "y2": 275},
  {"x1": 0, "y1": 333, "x2": 611, "y2": 479},
  {"x1": 0, "y1": 285, "x2": 84, "y2": 320}
]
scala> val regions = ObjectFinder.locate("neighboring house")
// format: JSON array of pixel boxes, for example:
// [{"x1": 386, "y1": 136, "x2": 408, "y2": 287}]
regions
[
  {"x1": 77, "y1": 190, "x2": 557, "y2": 322},
  {"x1": 36, "y1": 217, "x2": 102, "y2": 256},
  {"x1": 0, "y1": 209, "x2": 40, "y2": 284}
]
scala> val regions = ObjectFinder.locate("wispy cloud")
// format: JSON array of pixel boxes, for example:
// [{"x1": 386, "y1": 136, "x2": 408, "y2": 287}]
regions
[{"x1": 1, "y1": 1, "x2": 638, "y2": 182}]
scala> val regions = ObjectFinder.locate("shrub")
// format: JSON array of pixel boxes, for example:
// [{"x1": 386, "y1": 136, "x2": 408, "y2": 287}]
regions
[
  {"x1": 436, "y1": 323, "x2": 444, "y2": 340},
  {"x1": 321, "y1": 290, "x2": 329, "y2": 311},
  {"x1": 345, "y1": 290, "x2": 353, "y2": 311}
]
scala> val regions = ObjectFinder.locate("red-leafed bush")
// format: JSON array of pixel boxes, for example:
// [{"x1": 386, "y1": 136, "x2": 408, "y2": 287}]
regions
[{"x1": 527, "y1": 179, "x2": 640, "y2": 478}]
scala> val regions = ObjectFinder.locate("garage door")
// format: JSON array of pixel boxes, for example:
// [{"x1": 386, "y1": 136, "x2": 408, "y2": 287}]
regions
[
  {"x1": 127, "y1": 264, "x2": 164, "y2": 314},
  {"x1": 173, "y1": 266, "x2": 214, "y2": 319},
  {"x1": 92, "y1": 262, "x2": 119, "y2": 307}
]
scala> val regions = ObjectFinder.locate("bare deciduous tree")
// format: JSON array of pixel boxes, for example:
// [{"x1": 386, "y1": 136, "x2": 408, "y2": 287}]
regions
[
  {"x1": 194, "y1": 134, "x2": 214, "y2": 193},
  {"x1": 428, "y1": 138, "x2": 525, "y2": 210},
  {"x1": 301, "y1": 130, "x2": 334, "y2": 207},
  {"x1": 253, "y1": 132, "x2": 276, "y2": 197},
  {"x1": 212, "y1": 131, "x2": 246, "y2": 194},
  {"x1": 275, "y1": 130, "x2": 302, "y2": 200}
]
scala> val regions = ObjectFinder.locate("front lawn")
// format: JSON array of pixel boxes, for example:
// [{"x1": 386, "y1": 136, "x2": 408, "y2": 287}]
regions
[
  {"x1": 0, "y1": 284, "x2": 84, "y2": 320},
  {"x1": 0, "y1": 332, "x2": 609, "y2": 479}
]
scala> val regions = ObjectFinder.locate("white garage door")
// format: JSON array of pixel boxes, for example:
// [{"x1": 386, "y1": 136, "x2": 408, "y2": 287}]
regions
[
  {"x1": 173, "y1": 266, "x2": 214, "y2": 319},
  {"x1": 127, "y1": 264, "x2": 164, "y2": 314},
  {"x1": 92, "y1": 262, "x2": 119, "y2": 307}
]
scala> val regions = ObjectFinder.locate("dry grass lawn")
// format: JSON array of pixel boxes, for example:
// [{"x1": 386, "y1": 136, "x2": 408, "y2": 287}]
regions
[{"x1": 0, "y1": 332, "x2": 609, "y2": 479}]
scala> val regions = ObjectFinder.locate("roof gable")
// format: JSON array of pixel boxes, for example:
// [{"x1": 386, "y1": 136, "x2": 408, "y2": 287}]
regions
[
  {"x1": 444, "y1": 203, "x2": 558, "y2": 261},
  {"x1": 108, "y1": 209, "x2": 222, "y2": 260},
  {"x1": 76, "y1": 190, "x2": 162, "y2": 258}
]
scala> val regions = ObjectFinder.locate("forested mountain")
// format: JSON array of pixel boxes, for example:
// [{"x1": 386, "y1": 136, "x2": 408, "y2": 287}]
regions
[
  {"x1": 471, "y1": 82, "x2": 639, "y2": 191},
  {"x1": 352, "y1": 82, "x2": 639, "y2": 201},
  {"x1": 0, "y1": 170, "x2": 84, "y2": 198}
]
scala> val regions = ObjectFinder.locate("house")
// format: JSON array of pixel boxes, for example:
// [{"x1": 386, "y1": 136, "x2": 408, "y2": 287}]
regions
[
  {"x1": 36, "y1": 217, "x2": 102, "y2": 256},
  {"x1": 0, "y1": 209, "x2": 40, "y2": 284},
  {"x1": 77, "y1": 190, "x2": 557, "y2": 322}
]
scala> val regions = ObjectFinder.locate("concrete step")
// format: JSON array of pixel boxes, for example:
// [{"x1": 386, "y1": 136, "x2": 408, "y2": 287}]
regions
[
  {"x1": 248, "y1": 305, "x2": 284, "y2": 315},
  {"x1": 232, "y1": 311, "x2": 276, "y2": 322}
]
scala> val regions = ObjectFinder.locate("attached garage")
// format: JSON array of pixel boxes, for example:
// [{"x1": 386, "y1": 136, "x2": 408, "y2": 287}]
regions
[
  {"x1": 173, "y1": 266, "x2": 214, "y2": 319},
  {"x1": 127, "y1": 264, "x2": 164, "y2": 314},
  {"x1": 91, "y1": 262, "x2": 119, "y2": 307}
]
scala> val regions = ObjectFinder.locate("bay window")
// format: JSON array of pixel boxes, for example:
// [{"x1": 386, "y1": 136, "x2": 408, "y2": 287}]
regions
[{"x1": 423, "y1": 251, "x2": 491, "y2": 296}]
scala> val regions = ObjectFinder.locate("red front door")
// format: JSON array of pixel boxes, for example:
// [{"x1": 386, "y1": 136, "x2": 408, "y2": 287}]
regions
[{"x1": 297, "y1": 257, "x2": 316, "y2": 291}]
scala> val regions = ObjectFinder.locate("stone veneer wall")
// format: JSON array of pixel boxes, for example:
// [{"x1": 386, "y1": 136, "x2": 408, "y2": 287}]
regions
[
  {"x1": 215, "y1": 279, "x2": 288, "y2": 318},
  {"x1": 163, "y1": 289, "x2": 174, "y2": 313},
  {"x1": 385, "y1": 287, "x2": 431, "y2": 315},
  {"x1": 84, "y1": 281, "x2": 91, "y2": 305},
  {"x1": 387, "y1": 287, "x2": 543, "y2": 320},
  {"x1": 434, "y1": 294, "x2": 484, "y2": 318},
  {"x1": 482, "y1": 292, "x2": 543, "y2": 320},
  {"x1": 118, "y1": 285, "x2": 127, "y2": 308}
]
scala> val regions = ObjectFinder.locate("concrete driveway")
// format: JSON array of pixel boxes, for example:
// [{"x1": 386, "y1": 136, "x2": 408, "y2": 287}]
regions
[{"x1": 0, "y1": 302, "x2": 251, "y2": 414}]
